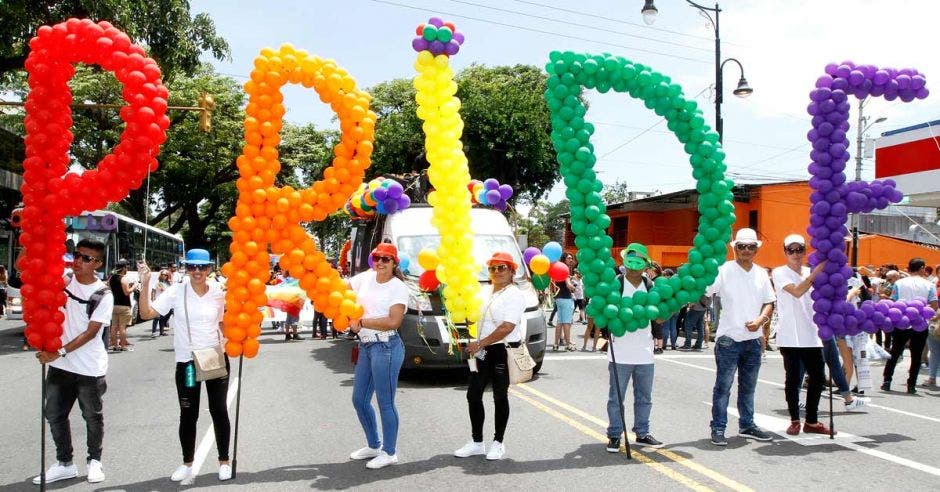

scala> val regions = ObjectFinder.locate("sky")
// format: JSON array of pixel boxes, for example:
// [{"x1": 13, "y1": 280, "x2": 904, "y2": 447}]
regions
[{"x1": 191, "y1": 0, "x2": 940, "y2": 206}]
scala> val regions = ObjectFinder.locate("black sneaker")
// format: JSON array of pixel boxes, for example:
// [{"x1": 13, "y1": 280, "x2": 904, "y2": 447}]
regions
[
  {"x1": 907, "y1": 384, "x2": 917, "y2": 395},
  {"x1": 881, "y1": 381, "x2": 891, "y2": 391},
  {"x1": 606, "y1": 437, "x2": 621, "y2": 453},
  {"x1": 739, "y1": 426, "x2": 774, "y2": 441},
  {"x1": 653, "y1": 348, "x2": 664, "y2": 354},
  {"x1": 710, "y1": 430, "x2": 728, "y2": 446},
  {"x1": 635, "y1": 435, "x2": 664, "y2": 448}
]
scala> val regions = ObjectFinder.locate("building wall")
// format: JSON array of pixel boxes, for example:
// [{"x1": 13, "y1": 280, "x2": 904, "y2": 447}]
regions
[
  {"x1": 856, "y1": 235, "x2": 940, "y2": 268},
  {"x1": 737, "y1": 182, "x2": 812, "y2": 267}
]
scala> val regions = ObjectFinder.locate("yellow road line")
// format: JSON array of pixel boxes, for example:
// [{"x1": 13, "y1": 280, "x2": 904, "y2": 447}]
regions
[
  {"x1": 509, "y1": 388, "x2": 713, "y2": 492},
  {"x1": 515, "y1": 383, "x2": 754, "y2": 492}
]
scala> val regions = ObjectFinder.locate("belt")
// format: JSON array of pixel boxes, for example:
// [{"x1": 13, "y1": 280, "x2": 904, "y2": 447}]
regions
[{"x1": 359, "y1": 331, "x2": 398, "y2": 343}]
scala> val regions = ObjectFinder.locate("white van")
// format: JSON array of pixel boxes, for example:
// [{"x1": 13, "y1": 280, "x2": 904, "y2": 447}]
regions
[{"x1": 349, "y1": 204, "x2": 547, "y2": 372}]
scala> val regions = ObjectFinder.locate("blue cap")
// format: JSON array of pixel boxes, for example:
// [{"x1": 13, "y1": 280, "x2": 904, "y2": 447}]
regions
[{"x1": 184, "y1": 249, "x2": 213, "y2": 265}]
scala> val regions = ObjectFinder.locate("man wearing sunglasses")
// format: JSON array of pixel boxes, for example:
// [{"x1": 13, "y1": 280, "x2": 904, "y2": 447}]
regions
[
  {"x1": 707, "y1": 228, "x2": 776, "y2": 446},
  {"x1": 771, "y1": 234, "x2": 835, "y2": 436}
]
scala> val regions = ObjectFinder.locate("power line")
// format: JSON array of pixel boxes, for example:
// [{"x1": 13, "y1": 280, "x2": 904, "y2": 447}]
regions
[
  {"x1": 368, "y1": 0, "x2": 711, "y2": 65},
  {"x1": 445, "y1": 0, "x2": 712, "y2": 53}
]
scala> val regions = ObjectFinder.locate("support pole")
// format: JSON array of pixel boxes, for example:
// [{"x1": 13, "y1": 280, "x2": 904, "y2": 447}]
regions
[
  {"x1": 232, "y1": 355, "x2": 244, "y2": 477},
  {"x1": 607, "y1": 336, "x2": 632, "y2": 459},
  {"x1": 40, "y1": 363, "x2": 47, "y2": 492}
]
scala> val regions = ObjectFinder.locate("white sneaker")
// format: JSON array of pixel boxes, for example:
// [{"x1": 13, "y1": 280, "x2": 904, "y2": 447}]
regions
[
  {"x1": 845, "y1": 397, "x2": 867, "y2": 412},
  {"x1": 486, "y1": 441, "x2": 506, "y2": 460},
  {"x1": 365, "y1": 451, "x2": 399, "y2": 469},
  {"x1": 170, "y1": 464, "x2": 193, "y2": 483},
  {"x1": 32, "y1": 462, "x2": 78, "y2": 484},
  {"x1": 349, "y1": 446, "x2": 382, "y2": 460},
  {"x1": 218, "y1": 463, "x2": 232, "y2": 481},
  {"x1": 86, "y1": 459, "x2": 105, "y2": 483},
  {"x1": 454, "y1": 441, "x2": 486, "y2": 458}
]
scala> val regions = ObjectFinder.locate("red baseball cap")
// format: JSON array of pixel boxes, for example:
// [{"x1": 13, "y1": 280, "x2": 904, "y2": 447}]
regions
[
  {"x1": 486, "y1": 251, "x2": 518, "y2": 270},
  {"x1": 371, "y1": 243, "x2": 399, "y2": 263}
]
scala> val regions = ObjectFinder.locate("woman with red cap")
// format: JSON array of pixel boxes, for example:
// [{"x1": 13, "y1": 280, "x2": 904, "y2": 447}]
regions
[
  {"x1": 453, "y1": 251, "x2": 526, "y2": 461},
  {"x1": 347, "y1": 242, "x2": 410, "y2": 469}
]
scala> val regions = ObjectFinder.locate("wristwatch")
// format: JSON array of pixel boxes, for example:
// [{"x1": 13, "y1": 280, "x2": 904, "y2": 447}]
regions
[{"x1": 57, "y1": 347, "x2": 67, "y2": 358}]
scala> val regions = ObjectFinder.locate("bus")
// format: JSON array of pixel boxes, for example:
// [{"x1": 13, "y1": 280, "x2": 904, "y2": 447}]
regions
[{"x1": 5, "y1": 210, "x2": 185, "y2": 320}]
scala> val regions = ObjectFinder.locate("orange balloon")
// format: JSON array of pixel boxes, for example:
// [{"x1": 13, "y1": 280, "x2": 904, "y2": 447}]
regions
[
  {"x1": 242, "y1": 338, "x2": 260, "y2": 358},
  {"x1": 225, "y1": 341, "x2": 243, "y2": 358}
]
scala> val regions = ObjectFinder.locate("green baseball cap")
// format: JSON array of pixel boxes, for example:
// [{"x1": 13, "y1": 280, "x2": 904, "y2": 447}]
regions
[{"x1": 621, "y1": 243, "x2": 650, "y2": 271}]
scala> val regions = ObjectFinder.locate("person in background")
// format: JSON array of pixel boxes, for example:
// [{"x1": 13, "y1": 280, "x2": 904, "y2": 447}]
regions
[
  {"x1": 708, "y1": 228, "x2": 776, "y2": 446},
  {"x1": 138, "y1": 249, "x2": 232, "y2": 485},
  {"x1": 107, "y1": 260, "x2": 136, "y2": 353},
  {"x1": 0, "y1": 265, "x2": 8, "y2": 317},
  {"x1": 347, "y1": 242, "x2": 409, "y2": 469},
  {"x1": 150, "y1": 270, "x2": 172, "y2": 338},
  {"x1": 681, "y1": 294, "x2": 710, "y2": 351},
  {"x1": 33, "y1": 238, "x2": 113, "y2": 485},
  {"x1": 454, "y1": 252, "x2": 525, "y2": 461},
  {"x1": 882, "y1": 257, "x2": 939, "y2": 394},
  {"x1": 571, "y1": 270, "x2": 585, "y2": 324},
  {"x1": 660, "y1": 269, "x2": 680, "y2": 350},
  {"x1": 550, "y1": 252, "x2": 577, "y2": 352},
  {"x1": 646, "y1": 262, "x2": 665, "y2": 354}
]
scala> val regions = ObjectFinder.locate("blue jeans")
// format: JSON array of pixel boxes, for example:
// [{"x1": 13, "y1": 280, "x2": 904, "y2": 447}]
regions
[
  {"x1": 352, "y1": 336, "x2": 405, "y2": 455},
  {"x1": 663, "y1": 315, "x2": 679, "y2": 348},
  {"x1": 822, "y1": 337, "x2": 851, "y2": 396},
  {"x1": 683, "y1": 310, "x2": 706, "y2": 349},
  {"x1": 928, "y1": 336, "x2": 940, "y2": 379},
  {"x1": 710, "y1": 336, "x2": 762, "y2": 432},
  {"x1": 606, "y1": 362, "x2": 654, "y2": 438}
]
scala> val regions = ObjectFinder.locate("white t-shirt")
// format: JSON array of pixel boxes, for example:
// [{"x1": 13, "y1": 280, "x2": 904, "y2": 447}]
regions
[
  {"x1": 570, "y1": 278, "x2": 584, "y2": 300},
  {"x1": 608, "y1": 277, "x2": 653, "y2": 365},
  {"x1": 152, "y1": 282, "x2": 225, "y2": 363},
  {"x1": 349, "y1": 270, "x2": 410, "y2": 340},
  {"x1": 51, "y1": 276, "x2": 114, "y2": 377},
  {"x1": 892, "y1": 276, "x2": 938, "y2": 303},
  {"x1": 771, "y1": 265, "x2": 822, "y2": 348},
  {"x1": 708, "y1": 261, "x2": 776, "y2": 342},
  {"x1": 478, "y1": 284, "x2": 525, "y2": 343}
]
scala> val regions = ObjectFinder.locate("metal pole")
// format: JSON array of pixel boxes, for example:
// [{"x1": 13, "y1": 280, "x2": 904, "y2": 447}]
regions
[
  {"x1": 607, "y1": 335, "x2": 633, "y2": 459},
  {"x1": 40, "y1": 363, "x2": 47, "y2": 492},
  {"x1": 828, "y1": 367, "x2": 835, "y2": 439},
  {"x1": 851, "y1": 98, "x2": 867, "y2": 268},
  {"x1": 231, "y1": 355, "x2": 244, "y2": 478},
  {"x1": 713, "y1": 3, "x2": 723, "y2": 142}
]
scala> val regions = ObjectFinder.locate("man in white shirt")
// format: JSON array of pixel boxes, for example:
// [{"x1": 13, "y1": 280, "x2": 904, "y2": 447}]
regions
[
  {"x1": 605, "y1": 243, "x2": 663, "y2": 453},
  {"x1": 882, "y1": 257, "x2": 939, "y2": 393},
  {"x1": 34, "y1": 239, "x2": 114, "y2": 485},
  {"x1": 707, "y1": 228, "x2": 776, "y2": 446},
  {"x1": 772, "y1": 234, "x2": 834, "y2": 436}
]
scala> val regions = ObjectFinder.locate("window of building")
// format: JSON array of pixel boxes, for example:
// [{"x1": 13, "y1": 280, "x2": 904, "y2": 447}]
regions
[{"x1": 612, "y1": 216, "x2": 629, "y2": 247}]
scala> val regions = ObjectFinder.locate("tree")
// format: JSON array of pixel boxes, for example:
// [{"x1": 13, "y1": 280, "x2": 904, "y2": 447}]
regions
[
  {"x1": 0, "y1": 0, "x2": 229, "y2": 80},
  {"x1": 518, "y1": 199, "x2": 570, "y2": 248},
  {"x1": 368, "y1": 64, "x2": 564, "y2": 201},
  {"x1": 602, "y1": 179, "x2": 632, "y2": 205}
]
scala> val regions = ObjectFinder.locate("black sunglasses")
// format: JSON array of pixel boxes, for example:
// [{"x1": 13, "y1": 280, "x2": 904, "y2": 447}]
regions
[
  {"x1": 74, "y1": 253, "x2": 101, "y2": 263},
  {"x1": 185, "y1": 264, "x2": 211, "y2": 271},
  {"x1": 735, "y1": 243, "x2": 758, "y2": 251},
  {"x1": 372, "y1": 256, "x2": 394, "y2": 264},
  {"x1": 785, "y1": 246, "x2": 805, "y2": 254},
  {"x1": 488, "y1": 264, "x2": 511, "y2": 273}
]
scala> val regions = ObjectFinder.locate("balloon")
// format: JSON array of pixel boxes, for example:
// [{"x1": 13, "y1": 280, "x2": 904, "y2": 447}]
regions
[
  {"x1": 485, "y1": 189, "x2": 501, "y2": 205},
  {"x1": 548, "y1": 261, "x2": 570, "y2": 281},
  {"x1": 531, "y1": 274, "x2": 551, "y2": 290},
  {"x1": 522, "y1": 247, "x2": 541, "y2": 265},
  {"x1": 225, "y1": 44, "x2": 376, "y2": 357},
  {"x1": 529, "y1": 254, "x2": 550, "y2": 275},
  {"x1": 417, "y1": 247, "x2": 440, "y2": 271},
  {"x1": 418, "y1": 270, "x2": 441, "y2": 291},
  {"x1": 542, "y1": 242, "x2": 563, "y2": 262},
  {"x1": 398, "y1": 254, "x2": 411, "y2": 273}
]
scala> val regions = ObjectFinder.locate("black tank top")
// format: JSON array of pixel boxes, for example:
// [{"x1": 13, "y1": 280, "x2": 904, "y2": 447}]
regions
[
  {"x1": 554, "y1": 279, "x2": 572, "y2": 299},
  {"x1": 110, "y1": 274, "x2": 131, "y2": 306}
]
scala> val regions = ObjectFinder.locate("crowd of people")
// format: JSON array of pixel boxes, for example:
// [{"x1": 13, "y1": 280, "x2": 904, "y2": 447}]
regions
[{"x1": 21, "y1": 226, "x2": 940, "y2": 484}]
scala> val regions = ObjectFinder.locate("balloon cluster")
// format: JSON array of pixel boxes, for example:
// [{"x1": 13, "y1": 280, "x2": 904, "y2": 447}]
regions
[
  {"x1": 412, "y1": 19, "x2": 480, "y2": 324},
  {"x1": 523, "y1": 242, "x2": 569, "y2": 290},
  {"x1": 807, "y1": 61, "x2": 934, "y2": 339},
  {"x1": 412, "y1": 17, "x2": 465, "y2": 56},
  {"x1": 20, "y1": 19, "x2": 168, "y2": 352},
  {"x1": 468, "y1": 178, "x2": 513, "y2": 211},
  {"x1": 416, "y1": 248, "x2": 442, "y2": 292},
  {"x1": 544, "y1": 51, "x2": 734, "y2": 337},
  {"x1": 345, "y1": 177, "x2": 412, "y2": 219},
  {"x1": 223, "y1": 44, "x2": 373, "y2": 358}
]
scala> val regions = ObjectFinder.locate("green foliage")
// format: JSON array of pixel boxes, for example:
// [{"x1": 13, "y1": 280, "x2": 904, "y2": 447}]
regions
[
  {"x1": 602, "y1": 179, "x2": 632, "y2": 205},
  {"x1": 514, "y1": 199, "x2": 569, "y2": 248},
  {"x1": 0, "y1": 0, "x2": 229, "y2": 80}
]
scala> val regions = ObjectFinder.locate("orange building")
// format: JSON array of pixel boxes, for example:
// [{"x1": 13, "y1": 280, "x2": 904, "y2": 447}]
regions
[{"x1": 564, "y1": 181, "x2": 940, "y2": 269}]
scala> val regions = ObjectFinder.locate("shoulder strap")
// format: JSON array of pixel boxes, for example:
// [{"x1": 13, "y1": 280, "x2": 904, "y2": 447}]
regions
[
  {"x1": 64, "y1": 285, "x2": 111, "y2": 318},
  {"x1": 617, "y1": 274, "x2": 625, "y2": 295},
  {"x1": 184, "y1": 283, "x2": 192, "y2": 349},
  {"x1": 642, "y1": 276, "x2": 653, "y2": 292}
]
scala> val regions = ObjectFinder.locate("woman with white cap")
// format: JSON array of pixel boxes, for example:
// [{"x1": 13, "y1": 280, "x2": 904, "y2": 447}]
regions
[{"x1": 138, "y1": 249, "x2": 231, "y2": 484}]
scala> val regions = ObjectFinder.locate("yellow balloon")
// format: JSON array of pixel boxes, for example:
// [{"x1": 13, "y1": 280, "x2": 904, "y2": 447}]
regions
[
  {"x1": 417, "y1": 248, "x2": 440, "y2": 271},
  {"x1": 529, "y1": 254, "x2": 550, "y2": 275}
]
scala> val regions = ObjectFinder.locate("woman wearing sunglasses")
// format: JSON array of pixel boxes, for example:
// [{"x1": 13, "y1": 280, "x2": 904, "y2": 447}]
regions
[
  {"x1": 137, "y1": 249, "x2": 231, "y2": 484},
  {"x1": 347, "y1": 242, "x2": 409, "y2": 469},
  {"x1": 454, "y1": 252, "x2": 525, "y2": 461}
]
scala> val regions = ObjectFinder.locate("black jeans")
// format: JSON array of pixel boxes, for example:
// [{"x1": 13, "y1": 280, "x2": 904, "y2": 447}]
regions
[
  {"x1": 780, "y1": 347, "x2": 826, "y2": 423},
  {"x1": 314, "y1": 311, "x2": 329, "y2": 338},
  {"x1": 883, "y1": 330, "x2": 928, "y2": 387},
  {"x1": 45, "y1": 366, "x2": 107, "y2": 463},
  {"x1": 151, "y1": 313, "x2": 170, "y2": 335},
  {"x1": 467, "y1": 343, "x2": 513, "y2": 443},
  {"x1": 175, "y1": 359, "x2": 231, "y2": 463}
]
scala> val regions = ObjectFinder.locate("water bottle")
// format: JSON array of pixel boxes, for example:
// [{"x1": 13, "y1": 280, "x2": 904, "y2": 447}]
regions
[{"x1": 185, "y1": 362, "x2": 196, "y2": 388}]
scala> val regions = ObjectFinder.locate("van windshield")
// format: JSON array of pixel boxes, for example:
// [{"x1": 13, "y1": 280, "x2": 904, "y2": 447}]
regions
[{"x1": 396, "y1": 235, "x2": 526, "y2": 281}]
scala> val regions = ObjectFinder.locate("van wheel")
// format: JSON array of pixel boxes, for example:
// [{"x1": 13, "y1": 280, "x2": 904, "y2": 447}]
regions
[{"x1": 532, "y1": 360, "x2": 542, "y2": 374}]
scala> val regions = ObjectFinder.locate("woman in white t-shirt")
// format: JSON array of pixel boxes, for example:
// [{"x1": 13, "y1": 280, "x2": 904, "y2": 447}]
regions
[
  {"x1": 138, "y1": 249, "x2": 231, "y2": 484},
  {"x1": 453, "y1": 252, "x2": 525, "y2": 461},
  {"x1": 347, "y1": 242, "x2": 409, "y2": 470}
]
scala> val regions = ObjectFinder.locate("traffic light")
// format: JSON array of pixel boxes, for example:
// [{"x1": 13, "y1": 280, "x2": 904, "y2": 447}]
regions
[{"x1": 197, "y1": 92, "x2": 215, "y2": 133}]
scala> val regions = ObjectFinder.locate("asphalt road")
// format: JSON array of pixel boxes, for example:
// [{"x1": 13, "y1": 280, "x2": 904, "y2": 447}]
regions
[{"x1": 1, "y1": 317, "x2": 939, "y2": 491}]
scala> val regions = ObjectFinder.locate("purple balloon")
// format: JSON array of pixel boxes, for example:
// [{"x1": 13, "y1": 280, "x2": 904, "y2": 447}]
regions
[
  {"x1": 452, "y1": 32, "x2": 465, "y2": 45},
  {"x1": 372, "y1": 187, "x2": 388, "y2": 202},
  {"x1": 427, "y1": 17, "x2": 444, "y2": 27},
  {"x1": 485, "y1": 189, "x2": 501, "y2": 205},
  {"x1": 428, "y1": 40, "x2": 445, "y2": 55},
  {"x1": 398, "y1": 194, "x2": 411, "y2": 210},
  {"x1": 498, "y1": 184, "x2": 514, "y2": 200},
  {"x1": 444, "y1": 41, "x2": 460, "y2": 56},
  {"x1": 483, "y1": 178, "x2": 500, "y2": 191},
  {"x1": 412, "y1": 37, "x2": 429, "y2": 52},
  {"x1": 386, "y1": 181, "x2": 404, "y2": 199},
  {"x1": 383, "y1": 198, "x2": 399, "y2": 214},
  {"x1": 523, "y1": 247, "x2": 541, "y2": 265}
]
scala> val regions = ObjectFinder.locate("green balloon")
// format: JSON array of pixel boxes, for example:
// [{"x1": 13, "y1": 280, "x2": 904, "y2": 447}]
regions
[
  {"x1": 532, "y1": 274, "x2": 550, "y2": 290},
  {"x1": 437, "y1": 27, "x2": 453, "y2": 42},
  {"x1": 422, "y1": 25, "x2": 438, "y2": 41}
]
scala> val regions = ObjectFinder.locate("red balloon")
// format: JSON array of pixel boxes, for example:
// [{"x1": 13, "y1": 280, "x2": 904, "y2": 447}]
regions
[
  {"x1": 548, "y1": 261, "x2": 570, "y2": 281},
  {"x1": 418, "y1": 270, "x2": 441, "y2": 292}
]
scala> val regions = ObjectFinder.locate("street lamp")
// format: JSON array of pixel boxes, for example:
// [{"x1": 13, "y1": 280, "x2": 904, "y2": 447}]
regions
[
  {"x1": 639, "y1": 1, "x2": 752, "y2": 143},
  {"x1": 850, "y1": 98, "x2": 887, "y2": 266}
]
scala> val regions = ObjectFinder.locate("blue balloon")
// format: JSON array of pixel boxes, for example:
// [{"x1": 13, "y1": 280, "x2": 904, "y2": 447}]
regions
[
  {"x1": 543, "y1": 241, "x2": 563, "y2": 262},
  {"x1": 399, "y1": 254, "x2": 410, "y2": 273}
]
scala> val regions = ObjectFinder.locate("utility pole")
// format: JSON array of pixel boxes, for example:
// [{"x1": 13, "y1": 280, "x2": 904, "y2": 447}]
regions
[{"x1": 851, "y1": 98, "x2": 866, "y2": 268}]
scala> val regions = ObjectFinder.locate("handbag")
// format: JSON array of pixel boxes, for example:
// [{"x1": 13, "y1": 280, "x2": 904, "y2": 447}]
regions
[
  {"x1": 506, "y1": 343, "x2": 536, "y2": 384},
  {"x1": 184, "y1": 284, "x2": 228, "y2": 381},
  {"x1": 929, "y1": 318, "x2": 940, "y2": 342}
]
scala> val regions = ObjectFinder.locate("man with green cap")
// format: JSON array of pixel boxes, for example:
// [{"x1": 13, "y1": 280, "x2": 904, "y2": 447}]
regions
[{"x1": 605, "y1": 243, "x2": 663, "y2": 452}]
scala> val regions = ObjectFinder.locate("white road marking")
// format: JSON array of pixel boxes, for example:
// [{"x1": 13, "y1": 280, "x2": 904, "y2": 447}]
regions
[
  {"x1": 191, "y1": 375, "x2": 240, "y2": 478},
  {"x1": 710, "y1": 403, "x2": 940, "y2": 477},
  {"x1": 544, "y1": 354, "x2": 781, "y2": 361}
]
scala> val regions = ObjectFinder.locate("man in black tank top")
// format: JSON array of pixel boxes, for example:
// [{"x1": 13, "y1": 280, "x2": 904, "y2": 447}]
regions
[{"x1": 108, "y1": 260, "x2": 137, "y2": 352}]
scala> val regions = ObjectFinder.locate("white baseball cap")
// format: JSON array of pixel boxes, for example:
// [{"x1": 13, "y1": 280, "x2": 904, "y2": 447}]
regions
[
  {"x1": 730, "y1": 228, "x2": 762, "y2": 248},
  {"x1": 783, "y1": 234, "x2": 805, "y2": 246}
]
